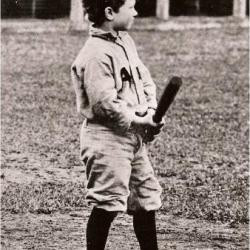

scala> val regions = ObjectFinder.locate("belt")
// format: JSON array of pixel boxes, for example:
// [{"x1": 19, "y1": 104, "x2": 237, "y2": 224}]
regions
[
  {"x1": 85, "y1": 118, "x2": 113, "y2": 128},
  {"x1": 85, "y1": 118, "x2": 145, "y2": 136}
]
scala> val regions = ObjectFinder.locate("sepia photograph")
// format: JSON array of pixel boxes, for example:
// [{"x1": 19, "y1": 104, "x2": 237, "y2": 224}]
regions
[{"x1": 1, "y1": 0, "x2": 249, "y2": 249}]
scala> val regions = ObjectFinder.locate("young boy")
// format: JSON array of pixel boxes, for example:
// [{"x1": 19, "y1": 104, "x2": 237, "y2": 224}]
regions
[{"x1": 71, "y1": 0, "x2": 163, "y2": 249}]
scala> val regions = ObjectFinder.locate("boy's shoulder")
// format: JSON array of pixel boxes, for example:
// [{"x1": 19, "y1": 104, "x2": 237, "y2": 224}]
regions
[
  {"x1": 72, "y1": 37, "x2": 109, "y2": 67},
  {"x1": 85, "y1": 31, "x2": 134, "y2": 52},
  {"x1": 72, "y1": 31, "x2": 136, "y2": 67}
]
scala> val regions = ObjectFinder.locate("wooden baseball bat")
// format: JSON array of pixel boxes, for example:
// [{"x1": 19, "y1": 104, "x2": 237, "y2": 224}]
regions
[{"x1": 153, "y1": 76, "x2": 182, "y2": 123}]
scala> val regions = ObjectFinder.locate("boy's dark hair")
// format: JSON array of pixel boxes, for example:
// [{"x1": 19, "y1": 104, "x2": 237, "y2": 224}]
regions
[{"x1": 83, "y1": 0, "x2": 126, "y2": 26}]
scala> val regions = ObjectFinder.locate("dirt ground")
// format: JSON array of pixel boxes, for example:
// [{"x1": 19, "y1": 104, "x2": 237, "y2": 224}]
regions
[
  {"x1": 2, "y1": 210, "x2": 248, "y2": 250},
  {"x1": 1, "y1": 17, "x2": 249, "y2": 249}
]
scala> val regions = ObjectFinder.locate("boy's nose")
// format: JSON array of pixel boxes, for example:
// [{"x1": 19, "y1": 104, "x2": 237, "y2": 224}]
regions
[{"x1": 133, "y1": 9, "x2": 138, "y2": 17}]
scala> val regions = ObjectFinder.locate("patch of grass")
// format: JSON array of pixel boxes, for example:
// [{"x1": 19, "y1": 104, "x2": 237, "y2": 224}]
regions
[
  {"x1": 1, "y1": 182, "x2": 87, "y2": 214},
  {"x1": 1, "y1": 166, "x2": 248, "y2": 224},
  {"x1": 160, "y1": 165, "x2": 249, "y2": 224}
]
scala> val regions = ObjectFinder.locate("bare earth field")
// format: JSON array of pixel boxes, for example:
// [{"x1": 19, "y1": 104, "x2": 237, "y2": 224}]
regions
[{"x1": 1, "y1": 17, "x2": 249, "y2": 249}]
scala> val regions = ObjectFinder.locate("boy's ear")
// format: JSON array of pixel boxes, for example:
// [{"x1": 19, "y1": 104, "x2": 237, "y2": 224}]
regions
[{"x1": 104, "y1": 7, "x2": 115, "y2": 21}]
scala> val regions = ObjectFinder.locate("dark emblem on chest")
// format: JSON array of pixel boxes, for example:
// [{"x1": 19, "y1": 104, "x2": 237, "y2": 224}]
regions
[{"x1": 119, "y1": 67, "x2": 131, "y2": 95}]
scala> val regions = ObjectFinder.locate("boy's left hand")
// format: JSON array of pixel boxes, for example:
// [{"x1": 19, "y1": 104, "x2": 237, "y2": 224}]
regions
[{"x1": 143, "y1": 109, "x2": 165, "y2": 142}]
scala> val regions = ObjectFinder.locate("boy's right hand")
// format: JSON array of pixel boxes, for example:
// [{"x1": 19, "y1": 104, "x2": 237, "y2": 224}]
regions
[{"x1": 132, "y1": 111, "x2": 157, "y2": 127}]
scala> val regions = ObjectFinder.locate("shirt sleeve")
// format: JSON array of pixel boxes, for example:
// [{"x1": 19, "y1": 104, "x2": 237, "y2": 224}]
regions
[
  {"x1": 71, "y1": 63, "x2": 86, "y2": 116},
  {"x1": 138, "y1": 60, "x2": 157, "y2": 110},
  {"x1": 126, "y1": 34, "x2": 157, "y2": 110},
  {"x1": 84, "y1": 55, "x2": 133, "y2": 132}
]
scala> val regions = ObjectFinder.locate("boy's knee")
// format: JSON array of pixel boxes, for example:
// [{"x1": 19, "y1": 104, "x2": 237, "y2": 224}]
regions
[
  {"x1": 105, "y1": 210, "x2": 118, "y2": 222},
  {"x1": 92, "y1": 207, "x2": 118, "y2": 222}
]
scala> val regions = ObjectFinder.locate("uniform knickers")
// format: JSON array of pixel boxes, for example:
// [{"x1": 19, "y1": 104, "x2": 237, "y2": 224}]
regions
[{"x1": 80, "y1": 121, "x2": 162, "y2": 213}]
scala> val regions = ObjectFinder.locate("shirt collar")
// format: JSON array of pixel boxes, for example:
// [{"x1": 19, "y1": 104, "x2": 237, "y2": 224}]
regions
[{"x1": 89, "y1": 25, "x2": 125, "y2": 42}]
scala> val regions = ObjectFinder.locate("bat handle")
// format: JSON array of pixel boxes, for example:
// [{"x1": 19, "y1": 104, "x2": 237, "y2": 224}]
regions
[{"x1": 153, "y1": 115, "x2": 161, "y2": 124}]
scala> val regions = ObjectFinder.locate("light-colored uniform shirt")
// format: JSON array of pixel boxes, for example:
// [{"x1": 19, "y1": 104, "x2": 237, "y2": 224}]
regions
[{"x1": 71, "y1": 26, "x2": 157, "y2": 133}]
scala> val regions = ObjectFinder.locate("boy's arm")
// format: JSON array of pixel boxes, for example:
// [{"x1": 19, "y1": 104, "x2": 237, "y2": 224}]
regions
[
  {"x1": 126, "y1": 34, "x2": 157, "y2": 111},
  {"x1": 138, "y1": 61, "x2": 157, "y2": 111}
]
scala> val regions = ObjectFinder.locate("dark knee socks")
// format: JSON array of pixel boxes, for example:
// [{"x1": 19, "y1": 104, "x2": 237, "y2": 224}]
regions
[
  {"x1": 87, "y1": 208, "x2": 158, "y2": 250},
  {"x1": 86, "y1": 207, "x2": 117, "y2": 250},
  {"x1": 133, "y1": 210, "x2": 158, "y2": 250}
]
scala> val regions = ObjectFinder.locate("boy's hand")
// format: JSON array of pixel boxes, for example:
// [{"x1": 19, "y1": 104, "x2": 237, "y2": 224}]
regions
[
  {"x1": 131, "y1": 109, "x2": 165, "y2": 142},
  {"x1": 143, "y1": 118, "x2": 165, "y2": 143}
]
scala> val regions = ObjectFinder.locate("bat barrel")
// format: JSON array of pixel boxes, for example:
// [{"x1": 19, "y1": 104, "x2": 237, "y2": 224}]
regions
[{"x1": 153, "y1": 76, "x2": 182, "y2": 123}]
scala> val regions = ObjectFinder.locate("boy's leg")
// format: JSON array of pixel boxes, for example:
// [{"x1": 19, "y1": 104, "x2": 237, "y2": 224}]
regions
[
  {"x1": 87, "y1": 207, "x2": 117, "y2": 250},
  {"x1": 133, "y1": 210, "x2": 158, "y2": 250},
  {"x1": 128, "y1": 136, "x2": 162, "y2": 250},
  {"x1": 81, "y1": 126, "x2": 136, "y2": 249}
]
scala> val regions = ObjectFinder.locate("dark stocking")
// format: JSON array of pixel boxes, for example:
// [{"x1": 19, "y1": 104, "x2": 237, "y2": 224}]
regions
[
  {"x1": 133, "y1": 210, "x2": 158, "y2": 250},
  {"x1": 86, "y1": 207, "x2": 117, "y2": 250}
]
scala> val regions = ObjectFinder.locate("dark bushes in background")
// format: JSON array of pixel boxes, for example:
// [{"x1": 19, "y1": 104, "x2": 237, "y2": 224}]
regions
[
  {"x1": 34, "y1": 0, "x2": 70, "y2": 18},
  {"x1": 1, "y1": 0, "x2": 248, "y2": 19},
  {"x1": 201, "y1": 0, "x2": 233, "y2": 16},
  {"x1": 1, "y1": 0, "x2": 70, "y2": 18},
  {"x1": 170, "y1": 0, "x2": 234, "y2": 16},
  {"x1": 135, "y1": 0, "x2": 156, "y2": 17},
  {"x1": 1, "y1": 0, "x2": 22, "y2": 17}
]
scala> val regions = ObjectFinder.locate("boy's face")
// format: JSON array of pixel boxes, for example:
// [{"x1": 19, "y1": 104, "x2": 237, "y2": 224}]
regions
[{"x1": 113, "y1": 0, "x2": 137, "y2": 31}]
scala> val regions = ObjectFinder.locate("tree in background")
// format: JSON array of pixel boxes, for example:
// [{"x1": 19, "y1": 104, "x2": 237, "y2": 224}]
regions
[
  {"x1": 70, "y1": 0, "x2": 85, "y2": 30},
  {"x1": 233, "y1": 0, "x2": 247, "y2": 17}
]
